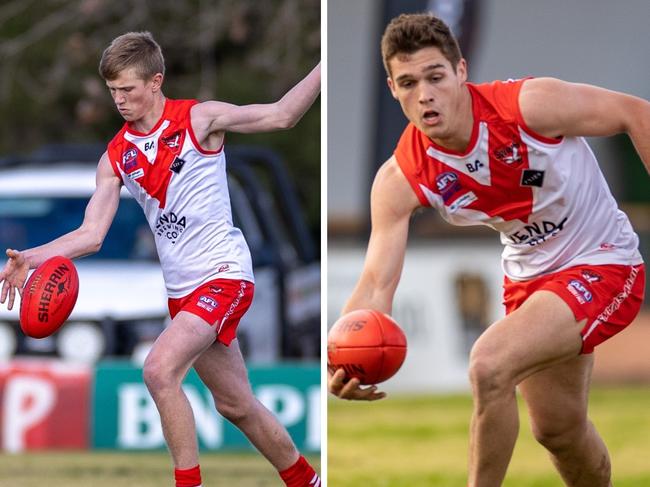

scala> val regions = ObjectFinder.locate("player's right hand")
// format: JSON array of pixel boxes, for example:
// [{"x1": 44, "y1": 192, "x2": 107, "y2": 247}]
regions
[
  {"x1": 0, "y1": 249, "x2": 29, "y2": 311},
  {"x1": 328, "y1": 368, "x2": 387, "y2": 401}
]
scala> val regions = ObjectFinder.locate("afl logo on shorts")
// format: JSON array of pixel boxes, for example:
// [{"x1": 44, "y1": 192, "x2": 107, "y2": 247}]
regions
[
  {"x1": 436, "y1": 172, "x2": 461, "y2": 202},
  {"x1": 567, "y1": 279, "x2": 593, "y2": 304},
  {"x1": 197, "y1": 295, "x2": 218, "y2": 312}
]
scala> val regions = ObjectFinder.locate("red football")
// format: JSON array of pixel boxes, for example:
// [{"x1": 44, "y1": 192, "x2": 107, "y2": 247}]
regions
[
  {"x1": 20, "y1": 256, "x2": 79, "y2": 338},
  {"x1": 328, "y1": 309, "x2": 407, "y2": 385}
]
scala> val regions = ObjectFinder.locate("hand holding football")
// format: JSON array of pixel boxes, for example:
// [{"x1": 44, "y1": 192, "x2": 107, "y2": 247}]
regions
[{"x1": 328, "y1": 309, "x2": 407, "y2": 385}]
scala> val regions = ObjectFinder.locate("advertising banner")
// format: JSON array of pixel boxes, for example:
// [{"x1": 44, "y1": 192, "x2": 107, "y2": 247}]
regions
[
  {"x1": 92, "y1": 362, "x2": 320, "y2": 452},
  {"x1": 0, "y1": 359, "x2": 91, "y2": 452}
]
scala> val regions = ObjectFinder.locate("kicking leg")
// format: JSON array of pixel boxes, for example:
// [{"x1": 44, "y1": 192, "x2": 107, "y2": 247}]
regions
[
  {"x1": 519, "y1": 354, "x2": 612, "y2": 487},
  {"x1": 467, "y1": 290, "x2": 584, "y2": 487},
  {"x1": 194, "y1": 339, "x2": 299, "y2": 469},
  {"x1": 194, "y1": 339, "x2": 320, "y2": 486}
]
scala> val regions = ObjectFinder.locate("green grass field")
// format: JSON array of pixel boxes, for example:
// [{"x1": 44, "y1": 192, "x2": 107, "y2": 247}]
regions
[
  {"x1": 328, "y1": 387, "x2": 650, "y2": 487},
  {"x1": 0, "y1": 451, "x2": 320, "y2": 487}
]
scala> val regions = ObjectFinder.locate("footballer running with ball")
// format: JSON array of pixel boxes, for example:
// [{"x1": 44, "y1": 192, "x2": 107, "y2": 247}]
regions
[{"x1": 329, "y1": 12, "x2": 648, "y2": 487}]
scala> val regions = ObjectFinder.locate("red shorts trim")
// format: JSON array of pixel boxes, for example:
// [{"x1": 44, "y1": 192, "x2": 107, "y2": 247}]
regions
[
  {"x1": 168, "y1": 279, "x2": 254, "y2": 346},
  {"x1": 503, "y1": 264, "x2": 645, "y2": 354}
]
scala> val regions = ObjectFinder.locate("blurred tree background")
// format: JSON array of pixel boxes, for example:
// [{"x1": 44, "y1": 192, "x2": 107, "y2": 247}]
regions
[{"x1": 0, "y1": 0, "x2": 321, "y2": 238}]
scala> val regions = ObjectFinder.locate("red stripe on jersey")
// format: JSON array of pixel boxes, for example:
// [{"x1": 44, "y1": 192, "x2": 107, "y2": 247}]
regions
[
  {"x1": 483, "y1": 119, "x2": 533, "y2": 223},
  {"x1": 137, "y1": 148, "x2": 174, "y2": 209},
  {"x1": 107, "y1": 99, "x2": 198, "y2": 209}
]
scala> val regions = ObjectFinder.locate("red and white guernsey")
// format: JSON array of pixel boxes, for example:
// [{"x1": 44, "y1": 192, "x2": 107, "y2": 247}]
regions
[
  {"x1": 107, "y1": 99, "x2": 254, "y2": 298},
  {"x1": 395, "y1": 79, "x2": 643, "y2": 281}
]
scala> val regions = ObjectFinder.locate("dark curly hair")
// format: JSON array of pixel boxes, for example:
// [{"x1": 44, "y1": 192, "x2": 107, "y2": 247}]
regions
[{"x1": 381, "y1": 13, "x2": 462, "y2": 76}]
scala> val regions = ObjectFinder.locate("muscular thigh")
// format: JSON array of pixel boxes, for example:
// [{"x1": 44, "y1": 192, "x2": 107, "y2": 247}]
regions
[
  {"x1": 519, "y1": 354, "x2": 593, "y2": 434},
  {"x1": 473, "y1": 290, "x2": 585, "y2": 385}
]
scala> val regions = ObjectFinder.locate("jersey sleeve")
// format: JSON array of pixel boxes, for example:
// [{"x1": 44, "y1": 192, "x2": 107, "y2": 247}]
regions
[
  {"x1": 514, "y1": 79, "x2": 564, "y2": 144},
  {"x1": 473, "y1": 78, "x2": 527, "y2": 124},
  {"x1": 393, "y1": 123, "x2": 431, "y2": 207},
  {"x1": 479, "y1": 78, "x2": 562, "y2": 144}
]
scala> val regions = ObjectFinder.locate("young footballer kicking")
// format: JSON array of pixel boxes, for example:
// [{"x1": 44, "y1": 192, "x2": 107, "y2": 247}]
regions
[
  {"x1": 1, "y1": 32, "x2": 320, "y2": 487},
  {"x1": 329, "y1": 13, "x2": 647, "y2": 487}
]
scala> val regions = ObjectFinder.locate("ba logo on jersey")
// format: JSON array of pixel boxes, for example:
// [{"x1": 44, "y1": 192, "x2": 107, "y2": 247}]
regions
[
  {"x1": 122, "y1": 148, "x2": 138, "y2": 171},
  {"x1": 436, "y1": 172, "x2": 462, "y2": 202},
  {"x1": 466, "y1": 160, "x2": 484, "y2": 173}
]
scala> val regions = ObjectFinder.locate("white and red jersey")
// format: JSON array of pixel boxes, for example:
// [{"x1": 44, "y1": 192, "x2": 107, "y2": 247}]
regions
[
  {"x1": 395, "y1": 79, "x2": 643, "y2": 281},
  {"x1": 107, "y1": 98, "x2": 254, "y2": 298}
]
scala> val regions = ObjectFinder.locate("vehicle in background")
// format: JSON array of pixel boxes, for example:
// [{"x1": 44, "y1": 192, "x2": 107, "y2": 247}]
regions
[{"x1": 0, "y1": 144, "x2": 319, "y2": 364}]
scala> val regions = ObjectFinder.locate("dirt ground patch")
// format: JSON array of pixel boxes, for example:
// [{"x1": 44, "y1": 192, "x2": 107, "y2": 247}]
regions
[{"x1": 593, "y1": 310, "x2": 650, "y2": 384}]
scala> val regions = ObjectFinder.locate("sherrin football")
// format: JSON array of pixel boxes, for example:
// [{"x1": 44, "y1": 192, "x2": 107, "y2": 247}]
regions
[
  {"x1": 20, "y1": 256, "x2": 79, "y2": 338},
  {"x1": 327, "y1": 309, "x2": 407, "y2": 385}
]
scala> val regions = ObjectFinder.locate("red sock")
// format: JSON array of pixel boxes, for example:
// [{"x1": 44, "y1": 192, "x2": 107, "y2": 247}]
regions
[
  {"x1": 174, "y1": 464, "x2": 202, "y2": 487},
  {"x1": 279, "y1": 455, "x2": 320, "y2": 487}
]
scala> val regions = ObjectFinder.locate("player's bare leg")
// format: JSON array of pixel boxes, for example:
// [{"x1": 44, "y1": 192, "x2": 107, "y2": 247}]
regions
[
  {"x1": 142, "y1": 311, "x2": 217, "y2": 469},
  {"x1": 467, "y1": 291, "x2": 584, "y2": 487},
  {"x1": 193, "y1": 339, "x2": 300, "y2": 470},
  {"x1": 519, "y1": 354, "x2": 612, "y2": 487}
]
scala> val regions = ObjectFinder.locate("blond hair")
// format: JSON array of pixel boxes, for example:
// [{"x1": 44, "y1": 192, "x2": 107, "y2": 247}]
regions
[{"x1": 99, "y1": 31, "x2": 165, "y2": 81}]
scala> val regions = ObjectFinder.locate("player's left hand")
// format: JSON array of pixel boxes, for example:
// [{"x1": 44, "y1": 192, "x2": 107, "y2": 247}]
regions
[
  {"x1": 328, "y1": 368, "x2": 387, "y2": 401},
  {"x1": 0, "y1": 249, "x2": 29, "y2": 310}
]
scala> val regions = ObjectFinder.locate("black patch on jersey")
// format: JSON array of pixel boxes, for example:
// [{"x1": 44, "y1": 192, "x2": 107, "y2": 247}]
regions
[
  {"x1": 520, "y1": 169, "x2": 545, "y2": 187},
  {"x1": 170, "y1": 157, "x2": 186, "y2": 174}
]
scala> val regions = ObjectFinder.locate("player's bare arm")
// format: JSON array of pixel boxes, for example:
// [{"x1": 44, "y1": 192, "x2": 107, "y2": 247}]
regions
[
  {"x1": 519, "y1": 77, "x2": 650, "y2": 173},
  {"x1": 342, "y1": 156, "x2": 421, "y2": 315},
  {"x1": 329, "y1": 156, "x2": 420, "y2": 401},
  {"x1": 190, "y1": 62, "x2": 321, "y2": 150},
  {"x1": 0, "y1": 153, "x2": 122, "y2": 309}
]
